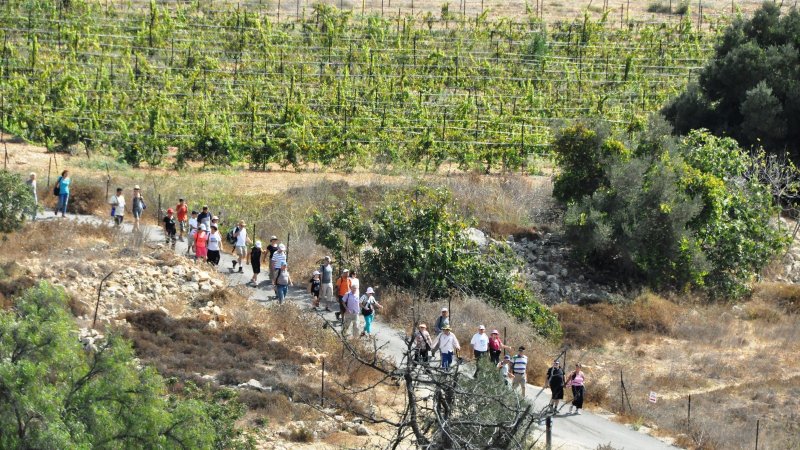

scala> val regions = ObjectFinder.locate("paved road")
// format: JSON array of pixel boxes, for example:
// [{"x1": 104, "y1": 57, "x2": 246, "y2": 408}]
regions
[{"x1": 57, "y1": 212, "x2": 676, "y2": 450}]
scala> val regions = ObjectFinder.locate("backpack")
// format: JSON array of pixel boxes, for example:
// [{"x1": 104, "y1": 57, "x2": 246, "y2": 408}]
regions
[
  {"x1": 53, "y1": 177, "x2": 61, "y2": 196},
  {"x1": 361, "y1": 296, "x2": 374, "y2": 316},
  {"x1": 226, "y1": 227, "x2": 239, "y2": 245}
]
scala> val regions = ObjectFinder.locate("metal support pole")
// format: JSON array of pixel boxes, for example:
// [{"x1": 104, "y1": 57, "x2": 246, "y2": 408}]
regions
[
  {"x1": 687, "y1": 394, "x2": 691, "y2": 431},
  {"x1": 755, "y1": 419, "x2": 760, "y2": 450},
  {"x1": 545, "y1": 416, "x2": 552, "y2": 450}
]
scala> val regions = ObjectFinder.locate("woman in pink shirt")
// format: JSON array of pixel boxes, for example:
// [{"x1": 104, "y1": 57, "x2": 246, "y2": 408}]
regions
[
  {"x1": 566, "y1": 363, "x2": 586, "y2": 414},
  {"x1": 195, "y1": 223, "x2": 209, "y2": 261}
]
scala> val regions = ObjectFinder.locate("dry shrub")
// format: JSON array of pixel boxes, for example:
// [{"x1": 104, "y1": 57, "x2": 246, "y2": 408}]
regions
[
  {"x1": 583, "y1": 380, "x2": 609, "y2": 407},
  {"x1": 551, "y1": 303, "x2": 618, "y2": 347},
  {"x1": 0, "y1": 220, "x2": 115, "y2": 261},
  {"x1": 598, "y1": 292, "x2": 680, "y2": 334},
  {"x1": 480, "y1": 221, "x2": 542, "y2": 240},
  {"x1": 68, "y1": 183, "x2": 107, "y2": 214},
  {"x1": 752, "y1": 282, "x2": 800, "y2": 315},
  {"x1": 288, "y1": 427, "x2": 315, "y2": 443},
  {"x1": 742, "y1": 301, "x2": 782, "y2": 323}
]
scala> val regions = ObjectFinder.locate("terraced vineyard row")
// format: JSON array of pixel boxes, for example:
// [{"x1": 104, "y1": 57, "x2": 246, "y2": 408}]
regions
[{"x1": 0, "y1": 0, "x2": 716, "y2": 171}]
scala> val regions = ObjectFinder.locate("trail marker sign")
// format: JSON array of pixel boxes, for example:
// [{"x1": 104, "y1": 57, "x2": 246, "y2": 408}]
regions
[{"x1": 648, "y1": 391, "x2": 658, "y2": 403}]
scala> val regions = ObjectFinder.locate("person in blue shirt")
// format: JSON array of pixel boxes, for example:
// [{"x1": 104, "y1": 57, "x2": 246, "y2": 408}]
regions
[{"x1": 55, "y1": 170, "x2": 71, "y2": 217}]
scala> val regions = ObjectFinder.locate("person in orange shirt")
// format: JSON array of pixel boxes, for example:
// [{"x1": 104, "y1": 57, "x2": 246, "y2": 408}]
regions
[
  {"x1": 335, "y1": 269, "x2": 351, "y2": 323},
  {"x1": 176, "y1": 198, "x2": 189, "y2": 242}
]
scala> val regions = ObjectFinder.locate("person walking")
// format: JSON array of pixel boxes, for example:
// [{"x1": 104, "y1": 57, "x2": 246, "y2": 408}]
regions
[
  {"x1": 471, "y1": 325, "x2": 489, "y2": 362},
  {"x1": 431, "y1": 326, "x2": 460, "y2": 371},
  {"x1": 250, "y1": 241, "x2": 263, "y2": 285},
  {"x1": 319, "y1": 256, "x2": 334, "y2": 311},
  {"x1": 232, "y1": 221, "x2": 251, "y2": 273},
  {"x1": 187, "y1": 210, "x2": 198, "y2": 255},
  {"x1": 176, "y1": 198, "x2": 188, "y2": 241},
  {"x1": 308, "y1": 270, "x2": 321, "y2": 309},
  {"x1": 207, "y1": 224, "x2": 223, "y2": 266},
  {"x1": 359, "y1": 287, "x2": 382, "y2": 337},
  {"x1": 26, "y1": 173, "x2": 37, "y2": 221},
  {"x1": 270, "y1": 244, "x2": 287, "y2": 280},
  {"x1": 197, "y1": 206, "x2": 211, "y2": 229},
  {"x1": 55, "y1": 170, "x2": 71, "y2": 217},
  {"x1": 566, "y1": 363, "x2": 586, "y2": 414},
  {"x1": 546, "y1": 360, "x2": 565, "y2": 412},
  {"x1": 131, "y1": 185, "x2": 146, "y2": 232},
  {"x1": 349, "y1": 270, "x2": 360, "y2": 298},
  {"x1": 110, "y1": 187, "x2": 125, "y2": 227},
  {"x1": 433, "y1": 308, "x2": 450, "y2": 335},
  {"x1": 488, "y1": 330, "x2": 511, "y2": 365},
  {"x1": 266, "y1": 236, "x2": 279, "y2": 280},
  {"x1": 498, "y1": 355, "x2": 513, "y2": 386},
  {"x1": 195, "y1": 223, "x2": 209, "y2": 262},
  {"x1": 273, "y1": 261, "x2": 293, "y2": 304},
  {"x1": 414, "y1": 324, "x2": 433, "y2": 363},
  {"x1": 341, "y1": 284, "x2": 361, "y2": 337},
  {"x1": 511, "y1": 347, "x2": 528, "y2": 397},
  {"x1": 335, "y1": 269, "x2": 352, "y2": 323},
  {"x1": 163, "y1": 208, "x2": 177, "y2": 248}
]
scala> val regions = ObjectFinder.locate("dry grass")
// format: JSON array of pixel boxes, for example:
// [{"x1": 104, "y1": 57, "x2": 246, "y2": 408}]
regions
[{"x1": 752, "y1": 282, "x2": 800, "y2": 315}]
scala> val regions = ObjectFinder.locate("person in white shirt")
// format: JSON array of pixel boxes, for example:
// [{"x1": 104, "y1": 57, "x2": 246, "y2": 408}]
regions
[
  {"x1": 432, "y1": 326, "x2": 461, "y2": 370},
  {"x1": 498, "y1": 354, "x2": 513, "y2": 386},
  {"x1": 207, "y1": 224, "x2": 224, "y2": 266},
  {"x1": 26, "y1": 173, "x2": 37, "y2": 221},
  {"x1": 349, "y1": 270, "x2": 360, "y2": 298},
  {"x1": 232, "y1": 221, "x2": 251, "y2": 273},
  {"x1": 471, "y1": 325, "x2": 489, "y2": 361},
  {"x1": 110, "y1": 187, "x2": 125, "y2": 227},
  {"x1": 187, "y1": 211, "x2": 198, "y2": 256}
]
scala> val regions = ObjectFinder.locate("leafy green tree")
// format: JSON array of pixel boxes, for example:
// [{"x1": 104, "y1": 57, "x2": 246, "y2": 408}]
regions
[
  {"x1": 0, "y1": 283, "x2": 250, "y2": 449},
  {"x1": 663, "y1": 3, "x2": 800, "y2": 159},
  {"x1": 309, "y1": 186, "x2": 560, "y2": 337},
  {"x1": 552, "y1": 123, "x2": 628, "y2": 203},
  {"x1": 564, "y1": 128, "x2": 788, "y2": 297},
  {"x1": 0, "y1": 171, "x2": 35, "y2": 233}
]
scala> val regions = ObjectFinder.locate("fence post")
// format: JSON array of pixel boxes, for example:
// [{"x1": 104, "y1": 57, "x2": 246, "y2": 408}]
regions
[
  {"x1": 286, "y1": 231, "x2": 290, "y2": 263},
  {"x1": 620, "y1": 370, "x2": 624, "y2": 413},
  {"x1": 755, "y1": 419, "x2": 759, "y2": 450},
  {"x1": 545, "y1": 416, "x2": 552, "y2": 450},
  {"x1": 503, "y1": 326, "x2": 507, "y2": 356},
  {"x1": 321, "y1": 357, "x2": 325, "y2": 407},
  {"x1": 687, "y1": 394, "x2": 691, "y2": 432}
]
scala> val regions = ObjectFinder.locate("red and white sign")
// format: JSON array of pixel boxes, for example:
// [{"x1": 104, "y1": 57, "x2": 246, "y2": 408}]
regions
[{"x1": 648, "y1": 391, "x2": 658, "y2": 403}]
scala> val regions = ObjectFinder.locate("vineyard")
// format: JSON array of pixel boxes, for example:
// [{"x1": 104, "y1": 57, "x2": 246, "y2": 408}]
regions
[{"x1": 0, "y1": 0, "x2": 720, "y2": 171}]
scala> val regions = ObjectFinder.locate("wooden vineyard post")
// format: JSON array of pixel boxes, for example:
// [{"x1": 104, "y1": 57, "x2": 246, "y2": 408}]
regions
[
  {"x1": 277, "y1": 0, "x2": 280, "y2": 21},
  {"x1": 321, "y1": 357, "x2": 325, "y2": 407},
  {"x1": 687, "y1": 394, "x2": 691, "y2": 432}
]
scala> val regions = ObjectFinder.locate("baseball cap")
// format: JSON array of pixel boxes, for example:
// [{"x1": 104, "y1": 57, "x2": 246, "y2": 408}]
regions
[
  {"x1": 191, "y1": 210, "x2": 198, "y2": 215},
  {"x1": 504, "y1": 355, "x2": 511, "y2": 360},
  {"x1": 324, "y1": 255, "x2": 331, "y2": 260},
  {"x1": 441, "y1": 308, "x2": 448, "y2": 312},
  {"x1": 255, "y1": 241, "x2": 262, "y2": 248},
  {"x1": 270, "y1": 235, "x2": 278, "y2": 240},
  {"x1": 199, "y1": 224, "x2": 207, "y2": 231},
  {"x1": 278, "y1": 244, "x2": 286, "y2": 250},
  {"x1": 491, "y1": 329, "x2": 499, "y2": 334},
  {"x1": 442, "y1": 325, "x2": 451, "y2": 331},
  {"x1": 313, "y1": 270, "x2": 320, "y2": 275},
  {"x1": 478, "y1": 325, "x2": 486, "y2": 330},
  {"x1": 133, "y1": 185, "x2": 140, "y2": 190},
  {"x1": 166, "y1": 208, "x2": 174, "y2": 213},
  {"x1": 342, "y1": 268, "x2": 349, "y2": 273},
  {"x1": 212, "y1": 215, "x2": 219, "y2": 220},
  {"x1": 518, "y1": 346, "x2": 525, "y2": 351}
]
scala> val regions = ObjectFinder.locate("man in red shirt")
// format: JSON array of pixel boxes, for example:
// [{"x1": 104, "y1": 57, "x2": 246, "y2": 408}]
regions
[{"x1": 176, "y1": 198, "x2": 189, "y2": 242}]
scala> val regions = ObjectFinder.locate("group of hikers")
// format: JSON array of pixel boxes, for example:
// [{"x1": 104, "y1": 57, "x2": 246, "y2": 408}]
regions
[
  {"x1": 33, "y1": 180, "x2": 587, "y2": 415},
  {"x1": 413, "y1": 308, "x2": 586, "y2": 414}
]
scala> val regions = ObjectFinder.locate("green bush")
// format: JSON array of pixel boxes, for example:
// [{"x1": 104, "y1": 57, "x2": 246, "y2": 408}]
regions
[
  {"x1": 309, "y1": 186, "x2": 560, "y2": 337},
  {"x1": 663, "y1": 3, "x2": 800, "y2": 159},
  {"x1": 0, "y1": 171, "x2": 35, "y2": 233},
  {"x1": 0, "y1": 282, "x2": 251, "y2": 449},
  {"x1": 552, "y1": 123, "x2": 628, "y2": 203},
  {"x1": 563, "y1": 128, "x2": 788, "y2": 298}
]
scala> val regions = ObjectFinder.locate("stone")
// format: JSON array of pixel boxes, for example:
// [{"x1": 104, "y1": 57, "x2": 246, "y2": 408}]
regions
[
  {"x1": 560, "y1": 268, "x2": 568, "y2": 277},
  {"x1": 354, "y1": 424, "x2": 370, "y2": 436},
  {"x1": 546, "y1": 275, "x2": 558, "y2": 284},
  {"x1": 537, "y1": 271, "x2": 547, "y2": 278},
  {"x1": 464, "y1": 228, "x2": 488, "y2": 248},
  {"x1": 206, "y1": 320, "x2": 218, "y2": 330},
  {"x1": 197, "y1": 271, "x2": 211, "y2": 282},
  {"x1": 334, "y1": 415, "x2": 345, "y2": 422}
]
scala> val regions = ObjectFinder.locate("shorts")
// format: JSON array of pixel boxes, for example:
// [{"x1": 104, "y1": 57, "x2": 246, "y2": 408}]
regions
[
  {"x1": 114, "y1": 215, "x2": 124, "y2": 225},
  {"x1": 179, "y1": 220, "x2": 188, "y2": 232},
  {"x1": 133, "y1": 209, "x2": 143, "y2": 219},
  {"x1": 235, "y1": 246, "x2": 247, "y2": 257}
]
